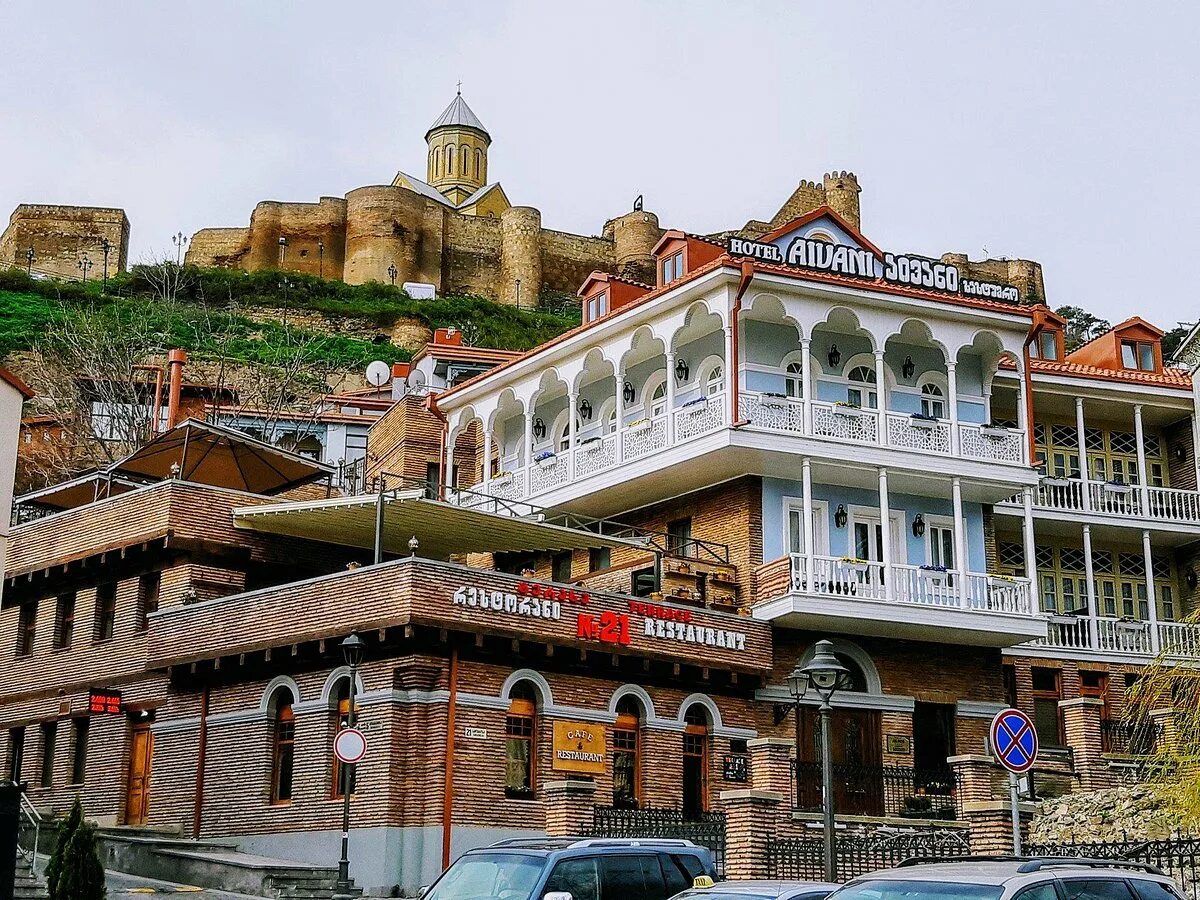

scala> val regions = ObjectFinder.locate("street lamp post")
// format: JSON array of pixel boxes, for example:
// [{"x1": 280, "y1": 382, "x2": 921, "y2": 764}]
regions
[
  {"x1": 317, "y1": 240, "x2": 325, "y2": 279},
  {"x1": 788, "y1": 640, "x2": 850, "y2": 883},
  {"x1": 387, "y1": 263, "x2": 397, "y2": 287},
  {"x1": 25, "y1": 247, "x2": 35, "y2": 276},
  {"x1": 334, "y1": 633, "x2": 366, "y2": 898},
  {"x1": 278, "y1": 236, "x2": 288, "y2": 268},
  {"x1": 77, "y1": 254, "x2": 93, "y2": 282},
  {"x1": 99, "y1": 237, "x2": 111, "y2": 292},
  {"x1": 172, "y1": 232, "x2": 188, "y2": 265}
]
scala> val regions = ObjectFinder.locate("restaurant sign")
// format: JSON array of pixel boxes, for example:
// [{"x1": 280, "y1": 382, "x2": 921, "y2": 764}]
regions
[
  {"x1": 727, "y1": 235, "x2": 1020, "y2": 304},
  {"x1": 552, "y1": 720, "x2": 606, "y2": 774}
]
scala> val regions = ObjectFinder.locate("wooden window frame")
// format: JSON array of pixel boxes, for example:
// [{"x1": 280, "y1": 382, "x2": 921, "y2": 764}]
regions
[
  {"x1": 612, "y1": 709, "x2": 641, "y2": 809},
  {"x1": 94, "y1": 582, "x2": 118, "y2": 642},
  {"x1": 505, "y1": 696, "x2": 537, "y2": 799},
  {"x1": 16, "y1": 601, "x2": 37, "y2": 657},
  {"x1": 271, "y1": 701, "x2": 296, "y2": 805},
  {"x1": 53, "y1": 593, "x2": 76, "y2": 650}
]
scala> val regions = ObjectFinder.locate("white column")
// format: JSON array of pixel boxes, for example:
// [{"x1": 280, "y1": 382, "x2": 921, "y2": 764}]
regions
[
  {"x1": 665, "y1": 352, "x2": 677, "y2": 444},
  {"x1": 874, "y1": 349, "x2": 887, "y2": 446},
  {"x1": 615, "y1": 371, "x2": 626, "y2": 464},
  {"x1": 1191, "y1": 378, "x2": 1200, "y2": 489},
  {"x1": 482, "y1": 427, "x2": 493, "y2": 493},
  {"x1": 1133, "y1": 404, "x2": 1151, "y2": 515},
  {"x1": 802, "y1": 457, "x2": 815, "y2": 589},
  {"x1": 523, "y1": 410, "x2": 534, "y2": 496},
  {"x1": 1082, "y1": 524, "x2": 1099, "y2": 648},
  {"x1": 1022, "y1": 487, "x2": 1037, "y2": 615},
  {"x1": 1143, "y1": 529, "x2": 1160, "y2": 653},
  {"x1": 1075, "y1": 397, "x2": 1091, "y2": 511},
  {"x1": 800, "y1": 337, "x2": 813, "y2": 436},
  {"x1": 567, "y1": 391, "x2": 579, "y2": 480},
  {"x1": 983, "y1": 386, "x2": 993, "y2": 423},
  {"x1": 723, "y1": 324, "x2": 735, "y2": 426},
  {"x1": 878, "y1": 467, "x2": 894, "y2": 601},
  {"x1": 1016, "y1": 361, "x2": 1030, "y2": 462},
  {"x1": 947, "y1": 361, "x2": 960, "y2": 455},
  {"x1": 952, "y1": 477, "x2": 969, "y2": 607}
]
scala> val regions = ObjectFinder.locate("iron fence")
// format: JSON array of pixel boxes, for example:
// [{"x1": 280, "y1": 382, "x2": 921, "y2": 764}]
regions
[
  {"x1": 792, "y1": 762, "x2": 962, "y2": 821},
  {"x1": 1026, "y1": 836, "x2": 1200, "y2": 900},
  {"x1": 768, "y1": 827, "x2": 971, "y2": 882},
  {"x1": 1101, "y1": 719, "x2": 1159, "y2": 756},
  {"x1": 586, "y1": 806, "x2": 727, "y2": 876}
]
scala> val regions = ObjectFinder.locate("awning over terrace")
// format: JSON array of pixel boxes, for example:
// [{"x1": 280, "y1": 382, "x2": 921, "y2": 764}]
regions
[{"x1": 232, "y1": 491, "x2": 651, "y2": 558}]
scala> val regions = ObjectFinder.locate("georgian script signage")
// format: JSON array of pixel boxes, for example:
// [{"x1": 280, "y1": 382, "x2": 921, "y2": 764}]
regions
[
  {"x1": 727, "y1": 235, "x2": 1020, "y2": 304},
  {"x1": 552, "y1": 720, "x2": 606, "y2": 774},
  {"x1": 88, "y1": 689, "x2": 123, "y2": 715}
]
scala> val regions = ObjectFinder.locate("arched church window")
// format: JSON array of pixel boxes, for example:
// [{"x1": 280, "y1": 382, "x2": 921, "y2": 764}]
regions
[
  {"x1": 446, "y1": 145, "x2": 455, "y2": 175},
  {"x1": 475, "y1": 148, "x2": 484, "y2": 179},
  {"x1": 460, "y1": 144, "x2": 470, "y2": 175}
]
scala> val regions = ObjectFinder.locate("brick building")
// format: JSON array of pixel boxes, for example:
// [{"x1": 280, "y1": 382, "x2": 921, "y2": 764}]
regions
[{"x1": 2, "y1": 190, "x2": 1198, "y2": 894}]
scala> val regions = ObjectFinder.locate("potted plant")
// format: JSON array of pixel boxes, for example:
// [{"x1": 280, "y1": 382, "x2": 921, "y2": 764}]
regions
[
  {"x1": 683, "y1": 396, "x2": 709, "y2": 413},
  {"x1": 491, "y1": 470, "x2": 513, "y2": 485},
  {"x1": 901, "y1": 796, "x2": 933, "y2": 819},
  {"x1": 980, "y1": 422, "x2": 1010, "y2": 437},
  {"x1": 909, "y1": 412, "x2": 939, "y2": 430},
  {"x1": 1041, "y1": 474, "x2": 1072, "y2": 488},
  {"x1": 534, "y1": 449, "x2": 558, "y2": 469},
  {"x1": 761, "y1": 391, "x2": 789, "y2": 409},
  {"x1": 919, "y1": 564, "x2": 949, "y2": 585},
  {"x1": 627, "y1": 417, "x2": 651, "y2": 433},
  {"x1": 1104, "y1": 479, "x2": 1133, "y2": 495},
  {"x1": 579, "y1": 436, "x2": 603, "y2": 453},
  {"x1": 838, "y1": 556, "x2": 870, "y2": 575},
  {"x1": 833, "y1": 400, "x2": 866, "y2": 418},
  {"x1": 987, "y1": 573, "x2": 1018, "y2": 588}
]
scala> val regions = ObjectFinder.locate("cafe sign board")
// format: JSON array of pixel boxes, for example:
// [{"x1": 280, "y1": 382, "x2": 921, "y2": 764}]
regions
[{"x1": 552, "y1": 720, "x2": 606, "y2": 775}]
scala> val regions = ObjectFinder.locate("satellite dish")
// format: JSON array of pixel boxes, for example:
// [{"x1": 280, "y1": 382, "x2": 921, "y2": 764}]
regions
[{"x1": 365, "y1": 360, "x2": 392, "y2": 387}]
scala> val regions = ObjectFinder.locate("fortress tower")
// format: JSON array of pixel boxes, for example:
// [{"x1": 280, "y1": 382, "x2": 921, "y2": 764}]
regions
[{"x1": 425, "y1": 91, "x2": 491, "y2": 206}]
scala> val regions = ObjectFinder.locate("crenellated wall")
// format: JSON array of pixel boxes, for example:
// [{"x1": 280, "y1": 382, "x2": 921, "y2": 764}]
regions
[{"x1": 0, "y1": 204, "x2": 130, "y2": 280}]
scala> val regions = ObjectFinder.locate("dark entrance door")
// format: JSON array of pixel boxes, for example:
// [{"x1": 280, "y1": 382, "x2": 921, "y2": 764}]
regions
[
  {"x1": 796, "y1": 708, "x2": 882, "y2": 816},
  {"x1": 125, "y1": 723, "x2": 154, "y2": 825},
  {"x1": 912, "y1": 702, "x2": 956, "y2": 796}
]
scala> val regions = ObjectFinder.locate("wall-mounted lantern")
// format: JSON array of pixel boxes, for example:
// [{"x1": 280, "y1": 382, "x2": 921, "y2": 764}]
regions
[
  {"x1": 675, "y1": 358, "x2": 690, "y2": 383},
  {"x1": 912, "y1": 514, "x2": 926, "y2": 538},
  {"x1": 623, "y1": 381, "x2": 635, "y2": 403},
  {"x1": 579, "y1": 398, "x2": 593, "y2": 421},
  {"x1": 532, "y1": 417, "x2": 546, "y2": 440},
  {"x1": 834, "y1": 504, "x2": 848, "y2": 529},
  {"x1": 828, "y1": 344, "x2": 841, "y2": 368},
  {"x1": 902, "y1": 356, "x2": 915, "y2": 379}
]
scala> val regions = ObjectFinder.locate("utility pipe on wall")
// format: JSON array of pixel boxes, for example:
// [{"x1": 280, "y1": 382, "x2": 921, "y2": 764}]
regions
[{"x1": 441, "y1": 646, "x2": 459, "y2": 870}]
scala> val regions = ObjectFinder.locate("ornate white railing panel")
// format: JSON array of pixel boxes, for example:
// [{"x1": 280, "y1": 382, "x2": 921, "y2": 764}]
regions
[
  {"x1": 622, "y1": 416, "x2": 668, "y2": 461},
  {"x1": 674, "y1": 393, "x2": 726, "y2": 442},
  {"x1": 811, "y1": 400, "x2": 879, "y2": 444},
  {"x1": 486, "y1": 471, "x2": 526, "y2": 501},
  {"x1": 528, "y1": 455, "x2": 570, "y2": 494},
  {"x1": 959, "y1": 423, "x2": 1025, "y2": 463},
  {"x1": 574, "y1": 434, "x2": 618, "y2": 479},
  {"x1": 885, "y1": 413, "x2": 951, "y2": 454},
  {"x1": 743, "y1": 392, "x2": 804, "y2": 433}
]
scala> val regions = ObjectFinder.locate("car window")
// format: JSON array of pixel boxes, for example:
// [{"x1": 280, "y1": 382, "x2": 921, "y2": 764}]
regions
[
  {"x1": 789, "y1": 892, "x2": 834, "y2": 900},
  {"x1": 1014, "y1": 884, "x2": 1061, "y2": 900},
  {"x1": 545, "y1": 858, "x2": 599, "y2": 900},
  {"x1": 600, "y1": 856, "x2": 646, "y2": 900},
  {"x1": 659, "y1": 857, "x2": 690, "y2": 897},
  {"x1": 1062, "y1": 882, "x2": 1138, "y2": 900},
  {"x1": 425, "y1": 853, "x2": 546, "y2": 900},
  {"x1": 638, "y1": 856, "x2": 667, "y2": 900},
  {"x1": 673, "y1": 854, "x2": 707, "y2": 880},
  {"x1": 1131, "y1": 882, "x2": 1183, "y2": 900},
  {"x1": 828, "y1": 880, "x2": 1002, "y2": 900}
]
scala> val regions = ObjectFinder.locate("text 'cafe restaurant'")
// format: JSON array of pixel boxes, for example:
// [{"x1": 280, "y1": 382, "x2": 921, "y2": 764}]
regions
[{"x1": 139, "y1": 487, "x2": 774, "y2": 891}]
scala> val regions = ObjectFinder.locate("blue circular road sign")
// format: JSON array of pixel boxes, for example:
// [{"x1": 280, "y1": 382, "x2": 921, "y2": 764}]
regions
[{"x1": 990, "y1": 708, "x2": 1038, "y2": 774}]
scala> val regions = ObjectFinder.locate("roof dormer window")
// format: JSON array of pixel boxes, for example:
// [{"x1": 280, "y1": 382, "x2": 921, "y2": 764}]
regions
[
  {"x1": 1121, "y1": 340, "x2": 1155, "y2": 372},
  {"x1": 1036, "y1": 331, "x2": 1059, "y2": 360},
  {"x1": 585, "y1": 291, "x2": 609, "y2": 323},
  {"x1": 661, "y1": 250, "x2": 684, "y2": 285}
]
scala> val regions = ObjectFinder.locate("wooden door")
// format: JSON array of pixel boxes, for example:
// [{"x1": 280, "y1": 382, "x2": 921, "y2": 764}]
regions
[
  {"x1": 796, "y1": 709, "x2": 882, "y2": 816},
  {"x1": 125, "y1": 724, "x2": 154, "y2": 825}
]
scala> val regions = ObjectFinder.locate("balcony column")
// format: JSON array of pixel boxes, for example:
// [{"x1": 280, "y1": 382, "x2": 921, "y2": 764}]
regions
[
  {"x1": 1016, "y1": 361, "x2": 1030, "y2": 463},
  {"x1": 1075, "y1": 398, "x2": 1091, "y2": 512},
  {"x1": 665, "y1": 352, "x2": 677, "y2": 444},
  {"x1": 802, "y1": 457, "x2": 815, "y2": 585},
  {"x1": 1143, "y1": 529, "x2": 1161, "y2": 653},
  {"x1": 615, "y1": 370, "x2": 626, "y2": 464},
  {"x1": 482, "y1": 427, "x2": 493, "y2": 494},
  {"x1": 724, "y1": 323, "x2": 735, "y2": 426},
  {"x1": 1022, "y1": 487, "x2": 1038, "y2": 615},
  {"x1": 952, "y1": 477, "x2": 969, "y2": 608},
  {"x1": 523, "y1": 409, "x2": 535, "y2": 497},
  {"x1": 947, "y1": 361, "x2": 960, "y2": 455},
  {"x1": 801, "y1": 337, "x2": 814, "y2": 436},
  {"x1": 874, "y1": 350, "x2": 887, "y2": 446},
  {"x1": 1082, "y1": 524, "x2": 1099, "y2": 648},
  {"x1": 878, "y1": 467, "x2": 894, "y2": 601},
  {"x1": 567, "y1": 391, "x2": 579, "y2": 480},
  {"x1": 982, "y1": 385, "x2": 993, "y2": 423},
  {"x1": 1133, "y1": 404, "x2": 1151, "y2": 515}
]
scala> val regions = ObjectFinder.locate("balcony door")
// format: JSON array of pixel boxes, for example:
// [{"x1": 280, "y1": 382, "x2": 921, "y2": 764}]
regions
[
  {"x1": 124, "y1": 723, "x2": 154, "y2": 825},
  {"x1": 796, "y1": 708, "x2": 883, "y2": 816},
  {"x1": 847, "y1": 508, "x2": 905, "y2": 566}
]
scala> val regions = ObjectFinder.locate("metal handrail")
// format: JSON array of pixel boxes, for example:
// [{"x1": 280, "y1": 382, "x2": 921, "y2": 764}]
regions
[{"x1": 16, "y1": 785, "x2": 42, "y2": 875}]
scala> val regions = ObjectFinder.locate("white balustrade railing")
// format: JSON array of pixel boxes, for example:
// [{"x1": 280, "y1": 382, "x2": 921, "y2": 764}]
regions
[
  {"x1": 487, "y1": 470, "x2": 526, "y2": 501},
  {"x1": 959, "y1": 422, "x2": 1025, "y2": 463},
  {"x1": 1159, "y1": 621, "x2": 1200, "y2": 657},
  {"x1": 885, "y1": 412, "x2": 952, "y2": 454},
  {"x1": 622, "y1": 416, "x2": 668, "y2": 461},
  {"x1": 674, "y1": 393, "x2": 726, "y2": 442},
  {"x1": 574, "y1": 434, "x2": 618, "y2": 479},
  {"x1": 744, "y1": 392, "x2": 804, "y2": 433},
  {"x1": 1035, "y1": 478, "x2": 1086, "y2": 511},
  {"x1": 1145, "y1": 485, "x2": 1200, "y2": 524},
  {"x1": 1013, "y1": 478, "x2": 1200, "y2": 526},
  {"x1": 1039, "y1": 615, "x2": 1093, "y2": 651},
  {"x1": 1095, "y1": 616, "x2": 1154, "y2": 655},
  {"x1": 789, "y1": 554, "x2": 1032, "y2": 615},
  {"x1": 528, "y1": 454, "x2": 570, "y2": 494},
  {"x1": 811, "y1": 400, "x2": 879, "y2": 444},
  {"x1": 1033, "y1": 615, "x2": 1200, "y2": 661}
]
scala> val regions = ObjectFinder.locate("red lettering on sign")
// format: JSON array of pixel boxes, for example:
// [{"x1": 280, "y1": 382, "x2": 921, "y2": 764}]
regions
[
  {"x1": 576, "y1": 611, "x2": 631, "y2": 646},
  {"x1": 88, "y1": 690, "x2": 122, "y2": 715},
  {"x1": 628, "y1": 600, "x2": 692, "y2": 623}
]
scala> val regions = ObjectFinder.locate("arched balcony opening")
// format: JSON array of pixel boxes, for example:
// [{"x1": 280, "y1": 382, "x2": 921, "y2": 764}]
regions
[
  {"x1": 670, "y1": 303, "x2": 727, "y2": 443},
  {"x1": 882, "y1": 321, "x2": 952, "y2": 454}
]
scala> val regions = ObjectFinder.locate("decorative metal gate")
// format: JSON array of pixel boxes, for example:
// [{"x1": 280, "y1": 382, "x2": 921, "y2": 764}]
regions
[
  {"x1": 1026, "y1": 837, "x2": 1200, "y2": 900},
  {"x1": 768, "y1": 827, "x2": 971, "y2": 882},
  {"x1": 586, "y1": 806, "x2": 727, "y2": 876}
]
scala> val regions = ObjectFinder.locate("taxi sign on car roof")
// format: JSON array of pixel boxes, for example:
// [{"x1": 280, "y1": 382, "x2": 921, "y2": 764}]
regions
[{"x1": 693, "y1": 877, "x2": 716, "y2": 889}]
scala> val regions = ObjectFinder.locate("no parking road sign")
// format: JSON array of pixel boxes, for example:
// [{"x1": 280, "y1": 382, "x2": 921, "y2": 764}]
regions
[
  {"x1": 334, "y1": 727, "x2": 367, "y2": 765},
  {"x1": 990, "y1": 708, "x2": 1038, "y2": 773}
]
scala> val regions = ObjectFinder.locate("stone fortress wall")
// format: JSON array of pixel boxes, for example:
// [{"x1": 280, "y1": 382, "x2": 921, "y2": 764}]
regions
[{"x1": 0, "y1": 204, "x2": 130, "y2": 280}]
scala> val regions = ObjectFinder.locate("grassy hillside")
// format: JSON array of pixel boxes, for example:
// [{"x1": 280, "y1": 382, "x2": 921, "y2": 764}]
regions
[{"x1": 0, "y1": 265, "x2": 581, "y2": 369}]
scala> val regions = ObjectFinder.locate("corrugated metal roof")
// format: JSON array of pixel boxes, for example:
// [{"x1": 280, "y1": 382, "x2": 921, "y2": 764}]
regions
[
  {"x1": 392, "y1": 170, "x2": 456, "y2": 207},
  {"x1": 426, "y1": 92, "x2": 489, "y2": 139}
]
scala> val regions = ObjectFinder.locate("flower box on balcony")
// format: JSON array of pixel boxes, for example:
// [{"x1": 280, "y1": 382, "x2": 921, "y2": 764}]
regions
[
  {"x1": 579, "y1": 437, "x2": 604, "y2": 454},
  {"x1": 682, "y1": 396, "x2": 709, "y2": 414},
  {"x1": 627, "y1": 418, "x2": 651, "y2": 433},
  {"x1": 1047, "y1": 613, "x2": 1084, "y2": 625},
  {"x1": 1104, "y1": 481, "x2": 1133, "y2": 495},
  {"x1": 491, "y1": 472, "x2": 513, "y2": 486},
  {"x1": 1041, "y1": 476, "x2": 1072, "y2": 488},
  {"x1": 534, "y1": 451, "x2": 558, "y2": 469},
  {"x1": 761, "y1": 392, "x2": 789, "y2": 409},
  {"x1": 980, "y1": 424, "x2": 1010, "y2": 437},
  {"x1": 833, "y1": 402, "x2": 868, "y2": 419},
  {"x1": 988, "y1": 574, "x2": 1019, "y2": 588},
  {"x1": 909, "y1": 414, "x2": 939, "y2": 430},
  {"x1": 919, "y1": 564, "x2": 949, "y2": 585},
  {"x1": 1115, "y1": 618, "x2": 1149, "y2": 633},
  {"x1": 837, "y1": 556, "x2": 870, "y2": 574}
]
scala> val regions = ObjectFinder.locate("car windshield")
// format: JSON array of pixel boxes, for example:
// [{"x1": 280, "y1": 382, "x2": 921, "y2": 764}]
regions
[
  {"x1": 830, "y1": 882, "x2": 1003, "y2": 900},
  {"x1": 424, "y1": 853, "x2": 547, "y2": 900},
  {"x1": 676, "y1": 894, "x2": 776, "y2": 900}
]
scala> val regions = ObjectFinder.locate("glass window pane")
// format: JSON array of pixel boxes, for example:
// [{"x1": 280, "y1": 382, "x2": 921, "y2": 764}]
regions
[
  {"x1": 1122, "y1": 342, "x2": 1137, "y2": 368},
  {"x1": 1140, "y1": 343, "x2": 1155, "y2": 371}
]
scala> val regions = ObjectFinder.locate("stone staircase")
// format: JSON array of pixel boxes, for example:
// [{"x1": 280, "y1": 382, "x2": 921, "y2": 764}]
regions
[{"x1": 14, "y1": 858, "x2": 49, "y2": 900}]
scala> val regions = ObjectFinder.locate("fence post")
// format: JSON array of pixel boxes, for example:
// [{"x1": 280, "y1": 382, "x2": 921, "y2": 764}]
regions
[
  {"x1": 748, "y1": 737, "x2": 794, "y2": 797},
  {"x1": 1060, "y1": 697, "x2": 1113, "y2": 791},
  {"x1": 720, "y1": 788, "x2": 784, "y2": 879},
  {"x1": 543, "y1": 780, "x2": 597, "y2": 837}
]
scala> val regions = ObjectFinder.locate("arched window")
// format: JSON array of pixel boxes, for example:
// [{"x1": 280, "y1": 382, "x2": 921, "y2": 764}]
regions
[
  {"x1": 432, "y1": 147, "x2": 441, "y2": 177},
  {"x1": 505, "y1": 681, "x2": 538, "y2": 797},
  {"x1": 270, "y1": 689, "x2": 295, "y2": 804},
  {"x1": 847, "y1": 365, "x2": 878, "y2": 409},
  {"x1": 613, "y1": 697, "x2": 642, "y2": 809},
  {"x1": 331, "y1": 678, "x2": 356, "y2": 799},
  {"x1": 446, "y1": 145, "x2": 455, "y2": 176},
  {"x1": 558, "y1": 420, "x2": 571, "y2": 452},
  {"x1": 650, "y1": 381, "x2": 667, "y2": 418},
  {"x1": 704, "y1": 363, "x2": 723, "y2": 397},
  {"x1": 475, "y1": 148, "x2": 484, "y2": 179},
  {"x1": 460, "y1": 144, "x2": 470, "y2": 175},
  {"x1": 920, "y1": 381, "x2": 945, "y2": 419},
  {"x1": 682, "y1": 705, "x2": 710, "y2": 819}
]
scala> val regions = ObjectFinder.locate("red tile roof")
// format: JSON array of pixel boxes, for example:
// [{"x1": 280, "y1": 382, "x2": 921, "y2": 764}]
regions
[
  {"x1": 1002, "y1": 356, "x2": 1194, "y2": 389},
  {"x1": 0, "y1": 366, "x2": 34, "y2": 399}
]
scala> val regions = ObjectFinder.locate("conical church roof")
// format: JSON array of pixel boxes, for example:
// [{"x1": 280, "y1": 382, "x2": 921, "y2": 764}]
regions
[{"x1": 425, "y1": 92, "x2": 489, "y2": 140}]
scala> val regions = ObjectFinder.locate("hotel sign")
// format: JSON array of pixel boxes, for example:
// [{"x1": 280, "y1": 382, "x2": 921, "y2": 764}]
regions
[
  {"x1": 728, "y1": 235, "x2": 1020, "y2": 304},
  {"x1": 552, "y1": 720, "x2": 607, "y2": 774}
]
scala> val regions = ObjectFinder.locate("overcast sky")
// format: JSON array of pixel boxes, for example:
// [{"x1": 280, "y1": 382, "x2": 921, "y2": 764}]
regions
[{"x1": 2, "y1": 2, "x2": 1197, "y2": 328}]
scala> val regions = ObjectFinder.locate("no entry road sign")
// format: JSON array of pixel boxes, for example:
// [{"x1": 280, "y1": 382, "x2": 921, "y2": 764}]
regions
[
  {"x1": 990, "y1": 708, "x2": 1038, "y2": 774},
  {"x1": 334, "y1": 727, "x2": 367, "y2": 765}
]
